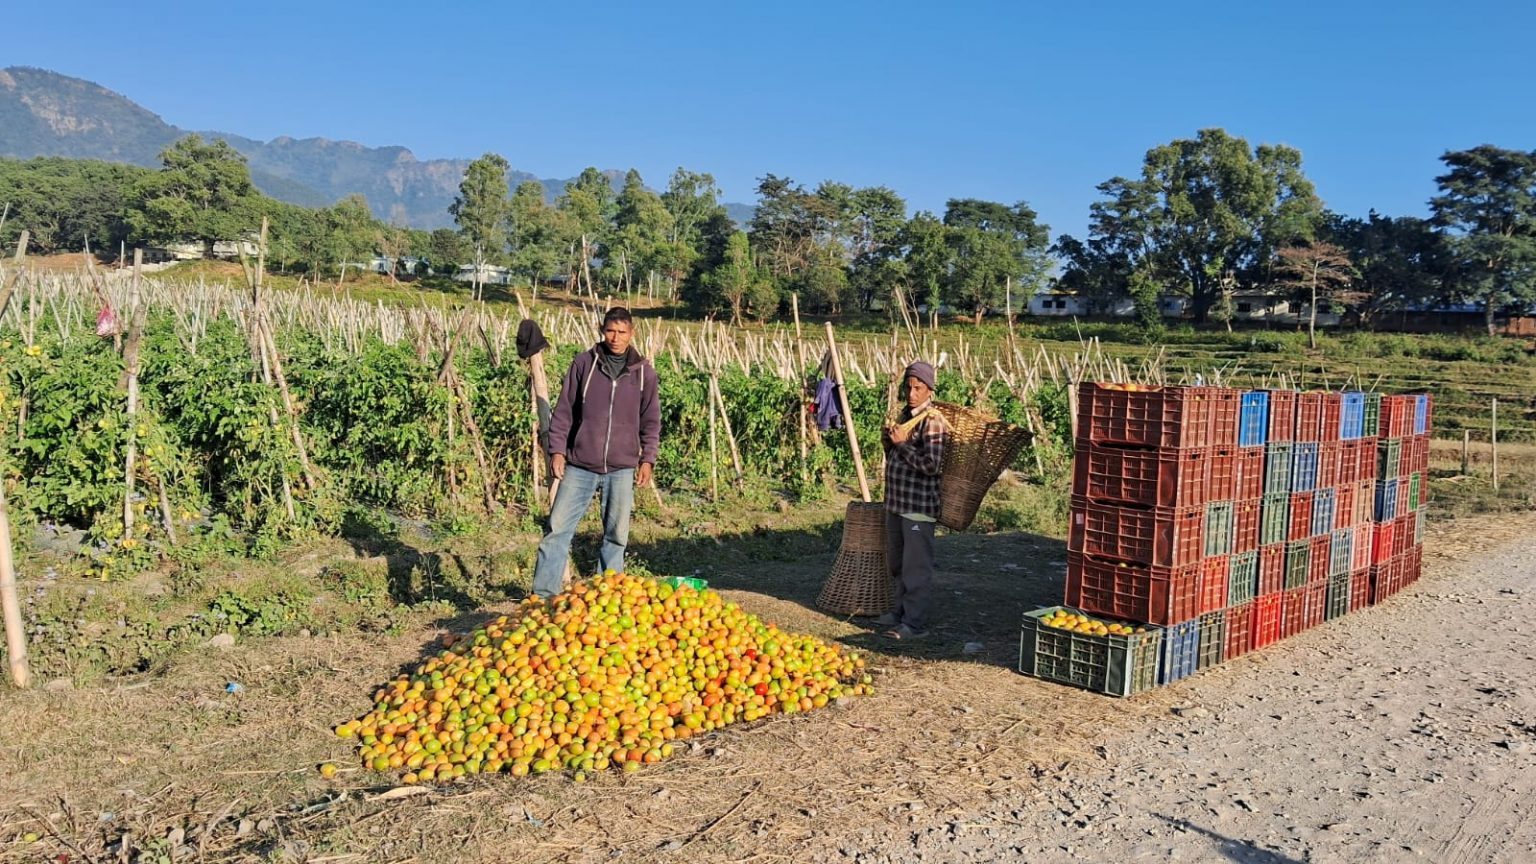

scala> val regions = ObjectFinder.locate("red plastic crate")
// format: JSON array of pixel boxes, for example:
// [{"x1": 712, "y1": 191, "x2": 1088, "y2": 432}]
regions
[
  {"x1": 1079, "y1": 383, "x2": 1218, "y2": 449},
  {"x1": 1405, "y1": 545, "x2": 1423, "y2": 585},
  {"x1": 1234, "y1": 447, "x2": 1265, "y2": 500},
  {"x1": 1317, "y1": 441, "x2": 1341, "y2": 488},
  {"x1": 1281, "y1": 586, "x2": 1307, "y2": 638},
  {"x1": 1302, "y1": 581, "x2": 1328, "y2": 629},
  {"x1": 1308, "y1": 534, "x2": 1331, "y2": 584},
  {"x1": 1287, "y1": 491, "x2": 1315, "y2": 541},
  {"x1": 1064, "y1": 552, "x2": 1202, "y2": 626},
  {"x1": 1253, "y1": 594, "x2": 1282, "y2": 649},
  {"x1": 1207, "y1": 448, "x2": 1238, "y2": 501},
  {"x1": 1369, "y1": 558, "x2": 1401, "y2": 604},
  {"x1": 1348, "y1": 568, "x2": 1371, "y2": 612},
  {"x1": 1338, "y1": 439, "x2": 1362, "y2": 484},
  {"x1": 1335, "y1": 483, "x2": 1356, "y2": 530},
  {"x1": 1393, "y1": 513, "x2": 1415, "y2": 557},
  {"x1": 1266, "y1": 390, "x2": 1297, "y2": 442},
  {"x1": 1363, "y1": 438, "x2": 1383, "y2": 481},
  {"x1": 1351, "y1": 524, "x2": 1372, "y2": 572},
  {"x1": 1232, "y1": 499, "x2": 1261, "y2": 554},
  {"x1": 1319, "y1": 393, "x2": 1342, "y2": 443},
  {"x1": 1210, "y1": 388, "x2": 1241, "y2": 447},
  {"x1": 1069, "y1": 498, "x2": 1206, "y2": 568},
  {"x1": 1224, "y1": 601, "x2": 1254, "y2": 661},
  {"x1": 1380, "y1": 395, "x2": 1413, "y2": 440},
  {"x1": 1297, "y1": 393, "x2": 1326, "y2": 443},
  {"x1": 1073, "y1": 444, "x2": 1213, "y2": 508},
  {"x1": 1370, "y1": 521, "x2": 1395, "y2": 565},
  {"x1": 1197, "y1": 555, "x2": 1230, "y2": 616},
  {"x1": 1257, "y1": 544, "x2": 1285, "y2": 595}
]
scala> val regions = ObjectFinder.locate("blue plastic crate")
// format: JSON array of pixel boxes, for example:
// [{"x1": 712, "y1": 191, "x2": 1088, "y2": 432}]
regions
[
  {"x1": 1156, "y1": 619, "x2": 1200, "y2": 685},
  {"x1": 1374, "y1": 480, "x2": 1399, "y2": 521},
  {"x1": 1311, "y1": 487, "x2": 1336, "y2": 536},
  {"x1": 1238, "y1": 391, "x2": 1269, "y2": 448},
  {"x1": 1291, "y1": 442, "x2": 1319, "y2": 492},
  {"x1": 1414, "y1": 394, "x2": 1428, "y2": 435},
  {"x1": 1341, "y1": 392, "x2": 1365, "y2": 440}
]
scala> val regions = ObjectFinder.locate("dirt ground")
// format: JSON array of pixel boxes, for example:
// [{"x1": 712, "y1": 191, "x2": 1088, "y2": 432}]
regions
[{"x1": 2, "y1": 512, "x2": 1534, "y2": 863}]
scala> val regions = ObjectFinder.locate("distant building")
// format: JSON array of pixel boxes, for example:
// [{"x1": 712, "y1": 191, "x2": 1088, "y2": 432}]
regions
[{"x1": 454, "y1": 263, "x2": 512, "y2": 285}]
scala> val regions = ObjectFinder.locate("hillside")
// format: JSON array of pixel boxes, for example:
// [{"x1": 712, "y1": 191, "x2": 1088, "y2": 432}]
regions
[{"x1": 0, "y1": 66, "x2": 753, "y2": 228}]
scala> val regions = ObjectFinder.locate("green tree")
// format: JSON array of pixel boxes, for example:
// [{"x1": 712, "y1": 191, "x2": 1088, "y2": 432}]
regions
[
  {"x1": 608, "y1": 170, "x2": 676, "y2": 295},
  {"x1": 942, "y1": 199, "x2": 1051, "y2": 323},
  {"x1": 427, "y1": 228, "x2": 470, "y2": 273},
  {"x1": 506, "y1": 180, "x2": 563, "y2": 290},
  {"x1": 659, "y1": 168, "x2": 728, "y2": 298},
  {"x1": 1080, "y1": 128, "x2": 1322, "y2": 321},
  {"x1": 1429, "y1": 145, "x2": 1536, "y2": 334},
  {"x1": 127, "y1": 134, "x2": 262, "y2": 256},
  {"x1": 702, "y1": 231, "x2": 774, "y2": 324},
  {"x1": 1321, "y1": 211, "x2": 1452, "y2": 328},
  {"x1": 897, "y1": 213, "x2": 953, "y2": 320},
  {"x1": 558, "y1": 167, "x2": 618, "y2": 296},
  {"x1": 325, "y1": 194, "x2": 379, "y2": 272},
  {"x1": 449, "y1": 153, "x2": 512, "y2": 265}
]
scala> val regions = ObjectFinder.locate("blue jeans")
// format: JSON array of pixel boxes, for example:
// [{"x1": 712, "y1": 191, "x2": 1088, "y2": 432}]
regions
[{"x1": 532, "y1": 465, "x2": 635, "y2": 598}]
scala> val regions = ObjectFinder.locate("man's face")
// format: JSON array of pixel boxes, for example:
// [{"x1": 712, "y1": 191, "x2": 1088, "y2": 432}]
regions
[
  {"x1": 602, "y1": 320, "x2": 633, "y2": 355},
  {"x1": 907, "y1": 376, "x2": 931, "y2": 408}
]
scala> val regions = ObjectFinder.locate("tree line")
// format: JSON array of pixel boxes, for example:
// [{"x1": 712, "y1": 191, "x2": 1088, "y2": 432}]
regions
[{"x1": 3, "y1": 129, "x2": 1534, "y2": 334}]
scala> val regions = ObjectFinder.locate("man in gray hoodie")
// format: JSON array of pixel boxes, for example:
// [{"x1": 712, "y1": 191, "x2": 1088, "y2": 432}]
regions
[{"x1": 532, "y1": 307, "x2": 661, "y2": 599}]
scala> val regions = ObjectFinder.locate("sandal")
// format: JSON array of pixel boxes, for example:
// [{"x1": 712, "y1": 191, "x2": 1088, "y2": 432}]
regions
[{"x1": 883, "y1": 624, "x2": 928, "y2": 640}]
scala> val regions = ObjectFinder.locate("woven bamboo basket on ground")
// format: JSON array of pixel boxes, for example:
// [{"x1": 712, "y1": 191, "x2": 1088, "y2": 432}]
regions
[
  {"x1": 930, "y1": 401, "x2": 1033, "y2": 531},
  {"x1": 817, "y1": 500, "x2": 894, "y2": 616}
]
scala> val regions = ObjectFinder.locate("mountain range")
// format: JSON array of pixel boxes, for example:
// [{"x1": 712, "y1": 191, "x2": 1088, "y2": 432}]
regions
[{"x1": 0, "y1": 66, "x2": 752, "y2": 229}]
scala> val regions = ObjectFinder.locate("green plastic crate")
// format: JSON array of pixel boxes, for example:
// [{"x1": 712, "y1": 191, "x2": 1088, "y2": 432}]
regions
[
  {"x1": 662, "y1": 576, "x2": 709, "y2": 592},
  {"x1": 1228, "y1": 551, "x2": 1259, "y2": 606},
  {"x1": 1019, "y1": 607, "x2": 1162, "y2": 697},
  {"x1": 1409, "y1": 473, "x2": 1421, "y2": 511},
  {"x1": 1196, "y1": 610, "x2": 1226, "y2": 670},
  {"x1": 1325, "y1": 572, "x2": 1350, "y2": 621},
  {"x1": 1263, "y1": 443, "x2": 1294, "y2": 495},
  {"x1": 1284, "y1": 539, "x2": 1311, "y2": 589},
  {"x1": 1260, "y1": 492, "x2": 1290, "y2": 546},
  {"x1": 1204, "y1": 501, "x2": 1235, "y2": 557},
  {"x1": 1363, "y1": 393, "x2": 1381, "y2": 438},
  {"x1": 1378, "y1": 439, "x2": 1402, "y2": 478}
]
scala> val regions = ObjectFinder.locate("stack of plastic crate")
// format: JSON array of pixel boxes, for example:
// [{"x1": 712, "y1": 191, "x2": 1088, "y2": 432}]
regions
[
  {"x1": 1370, "y1": 394, "x2": 1430, "y2": 602},
  {"x1": 1024, "y1": 384, "x2": 1433, "y2": 696}
]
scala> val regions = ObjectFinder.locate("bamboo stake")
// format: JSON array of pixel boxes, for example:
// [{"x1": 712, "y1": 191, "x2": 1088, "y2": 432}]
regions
[
  {"x1": 0, "y1": 231, "x2": 30, "y2": 321},
  {"x1": 1462, "y1": 429, "x2": 1470, "y2": 476},
  {"x1": 709, "y1": 374, "x2": 745, "y2": 487},
  {"x1": 120, "y1": 250, "x2": 147, "y2": 538},
  {"x1": 824, "y1": 322, "x2": 870, "y2": 502},
  {"x1": 1492, "y1": 397, "x2": 1500, "y2": 492},
  {"x1": 0, "y1": 479, "x2": 28, "y2": 688},
  {"x1": 707, "y1": 379, "x2": 720, "y2": 502}
]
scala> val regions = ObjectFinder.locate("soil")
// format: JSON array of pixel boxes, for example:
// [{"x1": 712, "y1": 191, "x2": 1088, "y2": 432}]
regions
[{"x1": 2, "y1": 512, "x2": 1533, "y2": 863}]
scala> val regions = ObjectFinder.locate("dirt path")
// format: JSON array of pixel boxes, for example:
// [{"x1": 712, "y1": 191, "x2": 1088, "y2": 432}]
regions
[{"x1": 818, "y1": 514, "x2": 1536, "y2": 863}]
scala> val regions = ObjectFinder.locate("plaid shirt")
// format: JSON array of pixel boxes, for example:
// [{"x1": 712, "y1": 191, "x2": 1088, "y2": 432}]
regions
[{"x1": 883, "y1": 399, "x2": 947, "y2": 517}]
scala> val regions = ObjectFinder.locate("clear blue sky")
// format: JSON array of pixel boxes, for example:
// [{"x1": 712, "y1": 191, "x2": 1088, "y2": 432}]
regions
[{"x1": 8, "y1": 0, "x2": 1534, "y2": 239}]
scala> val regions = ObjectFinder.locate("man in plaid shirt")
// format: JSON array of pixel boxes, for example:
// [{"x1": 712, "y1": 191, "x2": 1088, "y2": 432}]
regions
[{"x1": 877, "y1": 360, "x2": 947, "y2": 639}]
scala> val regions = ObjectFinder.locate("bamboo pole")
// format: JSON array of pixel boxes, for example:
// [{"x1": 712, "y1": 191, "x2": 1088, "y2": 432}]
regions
[
  {"x1": 708, "y1": 380, "x2": 720, "y2": 502},
  {"x1": 824, "y1": 323, "x2": 871, "y2": 502},
  {"x1": 120, "y1": 250, "x2": 147, "y2": 538},
  {"x1": 0, "y1": 479, "x2": 28, "y2": 688},
  {"x1": 1492, "y1": 398, "x2": 1499, "y2": 492},
  {"x1": 709, "y1": 374, "x2": 745, "y2": 487},
  {"x1": 1462, "y1": 429, "x2": 1470, "y2": 476},
  {"x1": 0, "y1": 231, "x2": 30, "y2": 321}
]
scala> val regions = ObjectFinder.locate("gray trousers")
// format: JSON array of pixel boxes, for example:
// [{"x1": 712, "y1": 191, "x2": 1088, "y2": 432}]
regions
[{"x1": 885, "y1": 512, "x2": 937, "y2": 631}]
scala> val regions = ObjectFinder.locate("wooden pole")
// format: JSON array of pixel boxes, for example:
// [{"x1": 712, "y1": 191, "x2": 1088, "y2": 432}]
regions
[
  {"x1": 708, "y1": 380, "x2": 720, "y2": 502},
  {"x1": 1462, "y1": 429, "x2": 1470, "y2": 477},
  {"x1": 709, "y1": 373, "x2": 745, "y2": 487},
  {"x1": 1492, "y1": 397, "x2": 1499, "y2": 492},
  {"x1": 825, "y1": 322, "x2": 871, "y2": 502},
  {"x1": 0, "y1": 479, "x2": 28, "y2": 688},
  {"x1": 0, "y1": 231, "x2": 30, "y2": 321},
  {"x1": 121, "y1": 250, "x2": 147, "y2": 538}
]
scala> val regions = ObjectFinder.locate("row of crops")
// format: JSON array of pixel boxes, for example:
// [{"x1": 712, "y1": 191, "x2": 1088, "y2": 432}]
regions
[{"x1": 0, "y1": 272, "x2": 1073, "y2": 572}]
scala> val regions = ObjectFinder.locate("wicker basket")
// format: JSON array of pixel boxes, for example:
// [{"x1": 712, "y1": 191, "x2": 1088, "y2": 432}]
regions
[
  {"x1": 930, "y1": 401, "x2": 1032, "y2": 531},
  {"x1": 817, "y1": 501, "x2": 894, "y2": 616}
]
